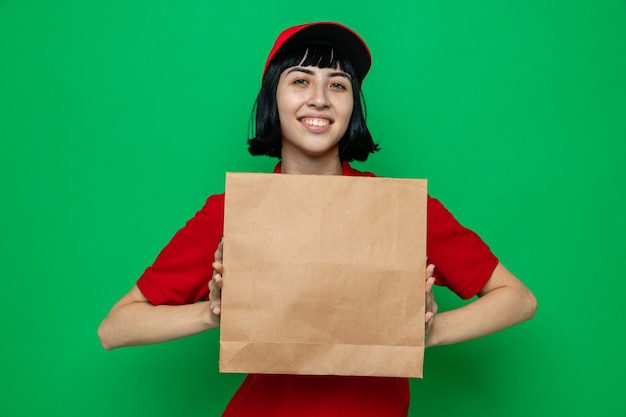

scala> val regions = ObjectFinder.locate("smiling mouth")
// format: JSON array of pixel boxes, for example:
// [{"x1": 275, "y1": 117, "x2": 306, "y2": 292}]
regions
[{"x1": 301, "y1": 117, "x2": 330, "y2": 127}]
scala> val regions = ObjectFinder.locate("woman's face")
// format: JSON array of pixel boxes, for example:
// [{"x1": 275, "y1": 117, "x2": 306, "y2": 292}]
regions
[{"x1": 276, "y1": 64, "x2": 354, "y2": 162}]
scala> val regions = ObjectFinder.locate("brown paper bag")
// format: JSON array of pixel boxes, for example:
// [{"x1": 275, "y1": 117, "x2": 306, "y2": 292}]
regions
[{"x1": 220, "y1": 173, "x2": 427, "y2": 378}]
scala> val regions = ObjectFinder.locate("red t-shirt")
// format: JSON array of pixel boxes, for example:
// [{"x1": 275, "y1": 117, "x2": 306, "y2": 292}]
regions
[{"x1": 137, "y1": 162, "x2": 498, "y2": 417}]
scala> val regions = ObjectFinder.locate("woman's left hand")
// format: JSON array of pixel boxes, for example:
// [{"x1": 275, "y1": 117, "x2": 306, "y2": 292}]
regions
[{"x1": 424, "y1": 264, "x2": 437, "y2": 345}]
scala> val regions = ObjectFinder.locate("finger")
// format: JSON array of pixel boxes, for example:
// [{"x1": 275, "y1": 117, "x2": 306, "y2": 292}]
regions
[
  {"x1": 209, "y1": 272, "x2": 222, "y2": 294},
  {"x1": 212, "y1": 261, "x2": 224, "y2": 275},
  {"x1": 425, "y1": 264, "x2": 435, "y2": 278},
  {"x1": 213, "y1": 273, "x2": 223, "y2": 289},
  {"x1": 209, "y1": 280, "x2": 218, "y2": 294},
  {"x1": 210, "y1": 272, "x2": 223, "y2": 290},
  {"x1": 425, "y1": 277, "x2": 436, "y2": 293},
  {"x1": 425, "y1": 311, "x2": 434, "y2": 323},
  {"x1": 425, "y1": 264, "x2": 436, "y2": 293},
  {"x1": 212, "y1": 305, "x2": 221, "y2": 316},
  {"x1": 209, "y1": 278, "x2": 222, "y2": 313},
  {"x1": 208, "y1": 281, "x2": 222, "y2": 316}
]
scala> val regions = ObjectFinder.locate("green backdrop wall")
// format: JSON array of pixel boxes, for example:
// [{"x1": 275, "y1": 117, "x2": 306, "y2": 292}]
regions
[{"x1": 1, "y1": 1, "x2": 625, "y2": 416}]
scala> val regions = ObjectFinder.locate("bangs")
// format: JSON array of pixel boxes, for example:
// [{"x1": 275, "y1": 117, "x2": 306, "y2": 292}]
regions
[{"x1": 280, "y1": 45, "x2": 348, "y2": 74}]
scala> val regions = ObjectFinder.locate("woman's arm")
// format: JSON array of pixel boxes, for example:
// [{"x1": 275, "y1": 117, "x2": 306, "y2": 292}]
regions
[
  {"x1": 97, "y1": 286, "x2": 220, "y2": 350},
  {"x1": 426, "y1": 262, "x2": 537, "y2": 347},
  {"x1": 98, "y1": 243, "x2": 224, "y2": 350}
]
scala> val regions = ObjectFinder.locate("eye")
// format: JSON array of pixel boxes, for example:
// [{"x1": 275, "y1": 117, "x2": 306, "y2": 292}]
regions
[
  {"x1": 330, "y1": 81, "x2": 348, "y2": 91},
  {"x1": 294, "y1": 79, "x2": 308, "y2": 85}
]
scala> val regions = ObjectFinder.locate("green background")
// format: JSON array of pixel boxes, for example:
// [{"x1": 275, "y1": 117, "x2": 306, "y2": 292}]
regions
[{"x1": 1, "y1": 0, "x2": 625, "y2": 416}]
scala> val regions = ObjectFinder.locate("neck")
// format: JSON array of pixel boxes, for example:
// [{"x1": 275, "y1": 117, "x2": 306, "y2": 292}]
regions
[
  {"x1": 279, "y1": 141, "x2": 343, "y2": 174},
  {"x1": 280, "y1": 155, "x2": 343, "y2": 175}
]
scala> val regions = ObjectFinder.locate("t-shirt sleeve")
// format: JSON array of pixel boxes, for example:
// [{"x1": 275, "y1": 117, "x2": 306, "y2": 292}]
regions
[
  {"x1": 136, "y1": 194, "x2": 225, "y2": 306},
  {"x1": 427, "y1": 196, "x2": 498, "y2": 299}
]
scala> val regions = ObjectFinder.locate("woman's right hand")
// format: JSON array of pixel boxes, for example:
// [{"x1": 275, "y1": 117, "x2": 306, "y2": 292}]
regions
[{"x1": 209, "y1": 239, "x2": 224, "y2": 317}]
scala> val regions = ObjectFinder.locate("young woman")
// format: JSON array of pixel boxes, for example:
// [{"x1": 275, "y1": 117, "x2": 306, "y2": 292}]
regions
[{"x1": 99, "y1": 22, "x2": 537, "y2": 417}]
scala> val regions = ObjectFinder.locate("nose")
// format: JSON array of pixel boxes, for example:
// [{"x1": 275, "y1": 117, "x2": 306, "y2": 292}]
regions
[{"x1": 307, "y1": 82, "x2": 329, "y2": 108}]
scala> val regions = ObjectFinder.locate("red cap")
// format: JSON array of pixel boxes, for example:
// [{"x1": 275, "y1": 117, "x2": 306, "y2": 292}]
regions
[{"x1": 262, "y1": 22, "x2": 372, "y2": 83}]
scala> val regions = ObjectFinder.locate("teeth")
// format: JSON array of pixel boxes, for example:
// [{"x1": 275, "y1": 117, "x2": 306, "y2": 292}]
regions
[{"x1": 302, "y1": 118, "x2": 329, "y2": 127}]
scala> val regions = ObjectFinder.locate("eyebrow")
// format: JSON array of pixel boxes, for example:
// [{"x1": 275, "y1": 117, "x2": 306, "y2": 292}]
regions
[{"x1": 286, "y1": 67, "x2": 352, "y2": 80}]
